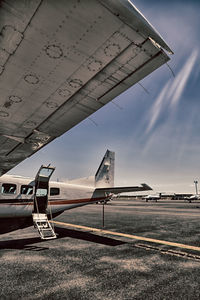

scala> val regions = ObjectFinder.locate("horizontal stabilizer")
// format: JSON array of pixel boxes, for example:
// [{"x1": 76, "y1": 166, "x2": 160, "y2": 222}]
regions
[{"x1": 95, "y1": 183, "x2": 152, "y2": 195}]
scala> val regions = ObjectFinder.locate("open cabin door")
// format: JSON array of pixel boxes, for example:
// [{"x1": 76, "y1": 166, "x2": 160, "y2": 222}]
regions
[
  {"x1": 33, "y1": 165, "x2": 55, "y2": 214},
  {"x1": 32, "y1": 165, "x2": 56, "y2": 240}
]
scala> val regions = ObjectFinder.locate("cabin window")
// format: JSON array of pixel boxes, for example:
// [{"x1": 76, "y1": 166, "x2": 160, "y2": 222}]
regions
[
  {"x1": 1, "y1": 183, "x2": 17, "y2": 194},
  {"x1": 36, "y1": 188, "x2": 47, "y2": 197},
  {"x1": 50, "y1": 187, "x2": 60, "y2": 196},
  {"x1": 21, "y1": 185, "x2": 33, "y2": 195}
]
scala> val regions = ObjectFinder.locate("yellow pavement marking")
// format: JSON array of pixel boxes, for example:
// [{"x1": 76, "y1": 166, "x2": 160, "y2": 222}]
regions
[{"x1": 51, "y1": 220, "x2": 200, "y2": 252}]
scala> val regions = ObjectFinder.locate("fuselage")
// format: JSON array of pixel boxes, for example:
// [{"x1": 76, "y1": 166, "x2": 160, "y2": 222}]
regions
[
  {"x1": 0, "y1": 174, "x2": 107, "y2": 219},
  {"x1": 144, "y1": 194, "x2": 160, "y2": 202}
]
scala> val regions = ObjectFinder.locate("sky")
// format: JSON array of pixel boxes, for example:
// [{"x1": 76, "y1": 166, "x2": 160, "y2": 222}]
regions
[{"x1": 9, "y1": 0, "x2": 200, "y2": 194}]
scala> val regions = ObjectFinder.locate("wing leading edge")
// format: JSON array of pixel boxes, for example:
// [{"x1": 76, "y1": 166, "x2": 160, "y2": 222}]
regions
[{"x1": 0, "y1": 0, "x2": 172, "y2": 175}]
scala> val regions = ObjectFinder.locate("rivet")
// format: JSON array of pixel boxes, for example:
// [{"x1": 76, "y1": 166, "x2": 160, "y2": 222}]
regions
[
  {"x1": 0, "y1": 111, "x2": 9, "y2": 117},
  {"x1": 24, "y1": 74, "x2": 39, "y2": 84},
  {"x1": 9, "y1": 95, "x2": 22, "y2": 103},
  {"x1": 44, "y1": 44, "x2": 63, "y2": 59}
]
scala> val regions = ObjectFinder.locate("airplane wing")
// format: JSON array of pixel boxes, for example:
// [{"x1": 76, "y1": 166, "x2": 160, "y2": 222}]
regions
[
  {"x1": 0, "y1": 0, "x2": 172, "y2": 175},
  {"x1": 95, "y1": 183, "x2": 152, "y2": 194}
]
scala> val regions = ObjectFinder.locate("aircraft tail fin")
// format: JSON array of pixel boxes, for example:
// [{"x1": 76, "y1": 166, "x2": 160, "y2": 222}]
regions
[{"x1": 95, "y1": 150, "x2": 115, "y2": 187}]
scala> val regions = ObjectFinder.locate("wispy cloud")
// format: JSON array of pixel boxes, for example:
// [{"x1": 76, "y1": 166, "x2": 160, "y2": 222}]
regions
[
  {"x1": 146, "y1": 48, "x2": 198, "y2": 134},
  {"x1": 145, "y1": 80, "x2": 170, "y2": 134},
  {"x1": 169, "y1": 49, "x2": 198, "y2": 107}
]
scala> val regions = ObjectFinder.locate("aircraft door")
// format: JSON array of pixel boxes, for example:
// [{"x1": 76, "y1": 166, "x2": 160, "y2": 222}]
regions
[{"x1": 33, "y1": 165, "x2": 55, "y2": 214}]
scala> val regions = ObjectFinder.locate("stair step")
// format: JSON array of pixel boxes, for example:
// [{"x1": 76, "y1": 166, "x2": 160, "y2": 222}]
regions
[{"x1": 32, "y1": 213, "x2": 57, "y2": 240}]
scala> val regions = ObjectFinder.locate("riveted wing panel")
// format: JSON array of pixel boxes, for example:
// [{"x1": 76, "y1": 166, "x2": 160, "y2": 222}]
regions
[{"x1": 0, "y1": 0, "x2": 171, "y2": 175}]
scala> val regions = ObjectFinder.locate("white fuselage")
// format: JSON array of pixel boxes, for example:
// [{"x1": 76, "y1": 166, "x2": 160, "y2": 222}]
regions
[
  {"x1": 144, "y1": 194, "x2": 160, "y2": 201},
  {"x1": 0, "y1": 175, "x2": 106, "y2": 218}
]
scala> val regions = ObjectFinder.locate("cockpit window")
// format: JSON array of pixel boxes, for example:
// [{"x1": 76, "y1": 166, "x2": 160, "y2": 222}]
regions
[
  {"x1": 1, "y1": 183, "x2": 17, "y2": 194},
  {"x1": 50, "y1": 187, "x2": 60, "y2": 196},
  {"x1": 20, "y1": 185, "x2": 33, "y2": 195}
]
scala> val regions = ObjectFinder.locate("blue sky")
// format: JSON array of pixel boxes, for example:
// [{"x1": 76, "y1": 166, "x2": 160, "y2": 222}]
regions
[{"x1": 9, "y1": 0, "x2": 200, "y2": 193}]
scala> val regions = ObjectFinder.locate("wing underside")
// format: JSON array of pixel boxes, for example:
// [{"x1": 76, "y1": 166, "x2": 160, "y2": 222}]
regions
[{"x1": 0, "y1": 0, "x2": 171, "y2": 175}]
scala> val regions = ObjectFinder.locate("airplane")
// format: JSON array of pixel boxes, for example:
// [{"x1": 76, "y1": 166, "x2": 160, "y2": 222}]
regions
[
  {"x1": 0, "y1": 150, "x2": 152, "y2": 239},
  {"x1": 184, "y1": 194, "x2": 200, "y2": 203},
  {"x1": 143, "y1": 193, "x2": 161, "y2": 202},
  {"x1": 0, "y1": 0, "x2": 172, "y2": 239}
]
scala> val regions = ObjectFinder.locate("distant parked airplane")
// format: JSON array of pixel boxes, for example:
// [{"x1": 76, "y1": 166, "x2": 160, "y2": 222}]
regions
[
  {"x1": 143, "y1": 193, "x2": 161, "y2": 202},
  {"x1": 184, "y1": 194, "x2": 200, "y2": 203}
]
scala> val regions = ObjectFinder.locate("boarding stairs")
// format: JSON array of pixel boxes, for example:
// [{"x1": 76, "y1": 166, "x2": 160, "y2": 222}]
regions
[{"x1": 32, "y1": 213, "x2": 56, "y2": 240}]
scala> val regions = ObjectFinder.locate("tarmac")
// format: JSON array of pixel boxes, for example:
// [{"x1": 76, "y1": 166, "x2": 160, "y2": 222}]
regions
[{"x1": 1, "y1": 199, "x2": 200, "y2": 299}]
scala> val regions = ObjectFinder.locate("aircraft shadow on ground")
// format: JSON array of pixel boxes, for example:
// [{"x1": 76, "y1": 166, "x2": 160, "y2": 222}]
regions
[
  {"x1": 0, "y1": 237, "x2": 48, "y2": 251},
  {"x1": 55, "y1": 226, "x2": 126, "y2": 246},
  {"x1": 0, "y1": 226, "x2": 125, "y2": 251}
]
